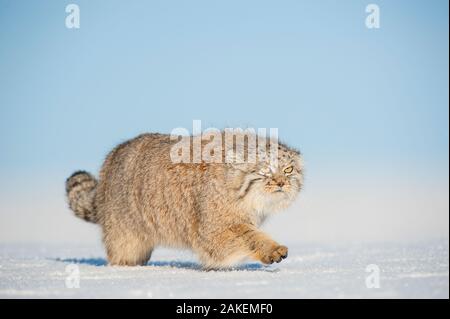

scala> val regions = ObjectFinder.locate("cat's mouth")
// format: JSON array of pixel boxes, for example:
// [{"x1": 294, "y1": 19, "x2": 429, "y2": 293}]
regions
[{"x1": 269, "y1": 187, "x2": 285, "y2": 194}]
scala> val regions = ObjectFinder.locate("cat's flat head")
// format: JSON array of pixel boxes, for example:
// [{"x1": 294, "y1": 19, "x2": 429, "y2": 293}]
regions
[
  {"x1": 254, "y1": 144, "x2": 303, "y2": 196},
  {"x1": 227, "y1": 140, "x2": 303, "y2": 218}
]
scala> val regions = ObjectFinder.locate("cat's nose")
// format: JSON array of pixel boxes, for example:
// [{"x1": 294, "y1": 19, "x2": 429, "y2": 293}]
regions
[{"x1": 277, "y1": 181, "x2": 285, "y2": 187}]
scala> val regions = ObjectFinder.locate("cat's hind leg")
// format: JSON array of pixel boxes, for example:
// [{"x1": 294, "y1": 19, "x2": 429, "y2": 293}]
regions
[{"x1": 103, "y1": 227, "x2": 154, "y2": 266}]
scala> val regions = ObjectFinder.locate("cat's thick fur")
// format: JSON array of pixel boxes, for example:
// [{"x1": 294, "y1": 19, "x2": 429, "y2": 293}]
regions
[{"x1": 66, "y1": 132, "x2": 303, "y2": 268}]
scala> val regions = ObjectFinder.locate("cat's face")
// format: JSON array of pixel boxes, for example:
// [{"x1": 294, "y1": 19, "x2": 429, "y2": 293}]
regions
[
  {"x1": 230, "y1": 143, "x2": 303, "y2": 215},
  {"x1": 255, "y1": 147, "x2": 303, "y2": 196},
  {"x1": 253, "y1": 146, "x2": 303, "y2": 199}
]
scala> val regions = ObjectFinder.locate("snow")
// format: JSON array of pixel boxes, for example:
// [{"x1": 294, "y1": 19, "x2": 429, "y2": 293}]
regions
[{"x1": 0, "y1": 240, "x2": 448, "y2": 299}]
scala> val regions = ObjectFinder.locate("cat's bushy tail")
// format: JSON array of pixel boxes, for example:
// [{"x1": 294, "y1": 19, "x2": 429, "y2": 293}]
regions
[{"x1": 66, "y1": 171, "x2": 98, "y2": 223}]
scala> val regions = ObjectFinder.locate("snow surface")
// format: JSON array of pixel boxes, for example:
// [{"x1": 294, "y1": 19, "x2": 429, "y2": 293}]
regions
[{"x1": 0, "y1": 240, "x2": 448, "y2": 299}]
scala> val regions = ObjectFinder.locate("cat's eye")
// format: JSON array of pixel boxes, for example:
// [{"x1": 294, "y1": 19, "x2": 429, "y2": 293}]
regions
[{"x1": 284, "y1": 166, "x2": 293, "y2": 174}]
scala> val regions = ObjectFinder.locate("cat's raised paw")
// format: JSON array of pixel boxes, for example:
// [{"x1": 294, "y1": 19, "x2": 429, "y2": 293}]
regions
[{"x1": 261, "y1": 245, "x2": 288, "y2": 264}]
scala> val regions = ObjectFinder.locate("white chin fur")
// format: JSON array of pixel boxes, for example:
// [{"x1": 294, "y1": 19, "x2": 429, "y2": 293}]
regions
[{"x1": 239, "y1": 187, "x2": 297, "y2": 226}]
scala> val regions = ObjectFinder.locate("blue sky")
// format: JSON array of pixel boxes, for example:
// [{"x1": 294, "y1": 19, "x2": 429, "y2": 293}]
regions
[
  {"x1": 0, "y1": 0, "x2": 448, "y2": 177},
  {"x1": 0, "y1": 1, "x2": 448, "y2": 243}
]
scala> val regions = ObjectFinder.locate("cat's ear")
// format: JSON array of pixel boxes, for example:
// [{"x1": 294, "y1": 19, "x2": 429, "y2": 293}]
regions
[{"x1": 292, "y1": 148, "x2": 301, "y2": 156}]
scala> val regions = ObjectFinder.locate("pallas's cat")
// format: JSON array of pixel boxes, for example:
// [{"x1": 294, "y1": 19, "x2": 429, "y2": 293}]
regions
[{"x1": 66, "y1": 131, "x2": 303, "y2": 268}]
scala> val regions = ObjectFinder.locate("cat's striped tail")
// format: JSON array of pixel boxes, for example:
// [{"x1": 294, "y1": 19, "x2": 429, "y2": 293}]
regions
[{"x1": 65, "y1": 171, "x2": 98, "y2": 223}]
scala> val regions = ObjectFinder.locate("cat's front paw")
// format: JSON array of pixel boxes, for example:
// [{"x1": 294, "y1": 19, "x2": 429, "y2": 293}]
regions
[{"x1": 261, "y1": 245, "x2": 288, "y2": 264}]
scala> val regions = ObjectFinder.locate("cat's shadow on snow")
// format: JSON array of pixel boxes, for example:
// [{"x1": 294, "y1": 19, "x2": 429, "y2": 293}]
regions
[{"x1": 54, "y1": 258, "x2": 277, "y2": 272}]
